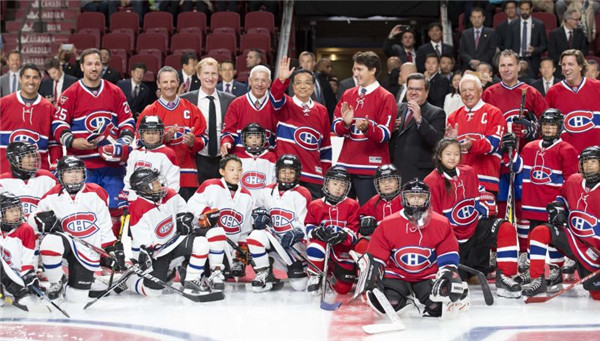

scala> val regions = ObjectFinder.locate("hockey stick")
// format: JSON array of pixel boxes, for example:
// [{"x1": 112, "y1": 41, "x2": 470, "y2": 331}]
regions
[
  {"x1": 505, "y1": 88, "x2": 527, "y2": 223},
  {"x1": 28, "y1": 284, "x2": 71, "y2": 318},
  {"x1": 84, "y1": 266, "x2": 137, "y2": 310},
  {"x1": 0, "y1": 291, "x2": 51, "y2": 313},
  {"x1": 458, "y1": 264, "x2": 494, "y2": 306},
  {"x1": 226, "y1": 237, "x2": 255, "y2": 267},
  {"x1": 362, "y1": 288, "x2": 406, "y2": 334},
  {"x1": 107, "y1": 213, "x2": 130, "y2": 289},
  {"x1": 320, "y1": 243, "x2": 342, "y2": 311},
  {"x1": 525, "y1": 267, "x2": 600, "y2": 303}
]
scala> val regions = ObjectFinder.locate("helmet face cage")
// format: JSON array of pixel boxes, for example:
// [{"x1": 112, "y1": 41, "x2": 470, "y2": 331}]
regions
[
  {"x1": 139, "y1": 128, "x2": 165, "y2": 149},
  {"x1": 7, "y1": 143, "x2": 41, "y2": 179},
  {"x1": 579, "y1": 147, "x2": 600, "y2": 183},
  {"x1": 539, "y1": 111, "x2": 563, "y2": 141},
  {"x1": 374, "y1": 165, "x2": 402, "y2": 201},
  {"x1": 242, "y1": 130, "x2": 266, "y2": 155},
  {"x1": 401, "y1": 180, "x2": 431, "y2": 223},
  {"x1": 323, "y1": 169, "x2": 351, "y2": 204},
  {"x1": 276, "y1": 162, "x2": 301, "y2": 190},
  {"x1": 132, "y1": 169, "x2": 167, "y2": 202},
  {"x1": 0, "y1": 195, "x2": 24, "y2": 230},
  {"x1": 58, "y1": 166, "x2": 87, "y2": 194}
]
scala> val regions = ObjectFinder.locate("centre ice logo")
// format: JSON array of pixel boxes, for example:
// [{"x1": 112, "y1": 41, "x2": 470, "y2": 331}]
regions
[
  {"x1": 530, "y1": 165, "x2": 553, "y2": 184},
  {"x1": 450, "y1": 198, "x2": 478, "y2": 226},
  {"x1": 392, "y1": 246, "x2": 435, "y2": 273},
  {"x1": 563, "y1": 111, "x2": 598, "y2": 134},
  {"x1": 9, "y1": 129, "x2": 41, "y2": 146},
  {"x1": 155, "y1": 216, "x2": 175, "y2": 239},
  {"x1": 218, "y1": 209, "x2": 243, "y2": 234},
  {"x1": 61, "y1": 212, "x2": 99, "y2": 237},
  {"x1": 569, "y1": 211, "x2": 599, "y2": 238},
  {"x1": 294, "y1": 127, "x2": 320, "y2": 151},
  {"x1": 270, "y1": 208, "x2": 294, "y2": 233},
  {"x1": 241, "y1": 171, "x2": 266, "y2": 189}
]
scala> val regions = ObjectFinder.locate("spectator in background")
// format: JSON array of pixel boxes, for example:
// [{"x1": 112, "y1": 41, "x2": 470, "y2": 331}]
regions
[
  {"x1": 459, "y1": 7, "x2": 497, "y2": 70},
  {"x1": 444, "y1": 71, "x2": 464, "y2": 115},
  {"x1": 0, "y1": 50, "x2": 22, "y2": 97},
  {"x1": 216, "y1": 60, "x2": 247, "y2": 97},
  {"x1": 416, "y1": 22, "x2": 455, "y2": 73},
  {"x1": 57, "y1": 47, "x2": 81, "y2": 79},
  {"x1": 505, "y1": 0, "x2": 547, "y2": 78},
  {"x1": 531, "y1": 57, "x2": 560, "y2": 96},
  {"x1": 381, "y1": 56, "x2": 401, "y2": 93},
  {"x1": 440, "y1": 54, "x2": 456, "y2": 80},
  {"x1": 548, "y1": 6, "x2": 588, "y2": 76},
  {"x1": 586, "y1": 59, "x2": 599, "y2": 79},
  {"x1": 495, "y1": 1, "x2": 519, "y2": 50},
  {"x1": 181, "y1": 0, "x2": 212, "y2": 14},
  {"x1": 246, "y1": 49, "x2": 264, "y2": 70},
  {"x1": 158, "y1": 0, "x2": 179, "y2": 25},
  {"x1": 81, "y1": 0, "x2": 118, "y2": 26},
  {"x1": 518, "y1": 60, "x2": 533, "y2": 83},
  {"x1": 99, "y1": 48, "x2": 122, "y2": 84},
  {"x1": 336, "y1": 69, "x2": 358, "y2": 101},
  {"x1": 383, "y1": 25, "x2": 417, "y2": 64},
  {"x1": 476, "y1": 62, "x2": 498, "y2": 89},
  {"x1": 396, "y1": 62, "x2": 417, "y2": 105},
  {"x1": 556, "y1": 0, "x2": 598, "y2": 42},
  {"x1": 329, "y1": 76, "x2": 339, "y2": 96},
  {"x1": 316, "y1": 58, "x2": 333, "y2": 76},
  {"x1": 117, "y1": 63, "x2": 153, "y2": 121},
  {"x1": 178, "y1": 52, "x2": 200, "y2": 94},
  {"x1": 533, "y1": 0, "x2": 555, "y2": 13},
  {"x1": 39, "y1": 57, "x2": 77, "y2": 106},
  {"x1": 424, "y1": 54, "x2": 451, "y2": 108}
]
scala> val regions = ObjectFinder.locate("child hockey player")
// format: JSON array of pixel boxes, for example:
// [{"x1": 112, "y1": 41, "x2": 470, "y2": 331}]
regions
[{"x1": 235, "y1": 123, "x2": 276, "y2": 193}]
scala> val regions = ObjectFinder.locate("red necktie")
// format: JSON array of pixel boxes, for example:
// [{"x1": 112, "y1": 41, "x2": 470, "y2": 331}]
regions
[
  {"x1": 407, "y1": 51, "x2": 413, "y2": 62},
  {"x1": 184, "y1": 78, "x2": 190, "y2": 92},
  {"x1": 475, "y1": 30, "x2": 481, "y2": 50}
]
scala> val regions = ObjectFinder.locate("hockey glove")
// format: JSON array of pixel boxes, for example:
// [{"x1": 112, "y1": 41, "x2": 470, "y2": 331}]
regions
[
  {"x1": 198, "y1": 208, "x2": 220, "y2": 228},
  {"x1": 22, "y1": 270, "x2": 42, "y2": 296},
  {"x1": 104, "y1": 241, "x2": 127, "y2": 271},
  {"x1": 252, "y1": 207, "x2": 272, "y2": 230},
  {"x1": 235, "y1": 243, "x2": 252, "y2": 265},
  {"x1": 99, "y1": 140, "x2": 131, "y2": 163},
  {"x1": 138, "y1": 245, "x2": 154, "y2": 272},
  {"x1": 311, "y1": 225, "x2": 331, "y2": 242},
  {"x1": 547, "y1": 201, "x2": 568, "y2": 226},
  {"x1": 500, "y1": 132, "x2": 517, "y2": 154},
  {"x1": 280, "y1": 228, "x2": 305, "y2": 249},
  {"x1": 327, "y1": 229, "x2": 349, "y2": 246},
  {"x1": 359, "y1": 216, "x2": 377, "y2": 236},
  {"x1": 477, "y1": 190, "x2": 498, "y2": 218},
  {"x1": 176, "y1": 212, "x2": 195, "y2": 235},
  {"x1": 34, "y1": 211, "x2": 62, "y2": 234},
  {"x1": 431, "y1": 266, "x2": 465, "y2": 303},
  {"x1": 86, "y1": 120, "x2": 115, "y2": 145},
  {"x1": 512, "y1": 118, "x2": 537, "y2": 141}
]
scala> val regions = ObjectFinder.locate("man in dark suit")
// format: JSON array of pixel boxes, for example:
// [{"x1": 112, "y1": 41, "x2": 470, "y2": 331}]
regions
[
  {"x1": 505, "y1": 1, "x2": 547, "y2": 78},
  {"x1": 180, "y1": 57, "x2": 236, "y2": 185},
  {"x1": 99, "y1": 48, "x2": 122, "y2": 84},
  {"x1": 424, "y1": 54, "x2": 451, "y2": 108},
  {"x1": 415, "y1": 22, "x2": 455, "y2": 73},
  {"x1": 216, "y1": 60, "x2": 246, "y2": 97},
  {"x1": 336, "y1": 76, "x2": 357, "y2": 101},
  {"x1": 531, "y1": 57, "x2": 560, "y2": 96},
  {"x1": 495, "y1": 0, "x2": 519, "y2": 50},
  {"x1": 117, "y1": 63, "x2": 154, "y2": 121},
  {"x1": 178, "y1": 51, "x2": 200, "y2": 94},
  {"x1": 395, "y1": 62, "x2": 417, "y2": 106},
  {"x1": 383, "y1": 25, "x2": 417, "y2": 64},
  {"x1": 548, "y1": 7, "x2": 588, "y2": 77},
  {"x1": 390, "y1": 73, "x2": 445, "y2": 183},
  {"x1": 39, "y1": 57, "x2": 77, "y2": 106},
  {"x1": 459, "y1": 7, "x2": 497, "y2": 70},
  {"x1": 290, "y1": 51, "x2": 336, "y2": 118}
]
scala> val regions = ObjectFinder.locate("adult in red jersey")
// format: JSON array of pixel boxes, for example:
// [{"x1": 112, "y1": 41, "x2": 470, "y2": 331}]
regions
[
  {"x1": 220, "y1": 65, "x2": 279, "y2": 157},
  {"x1": 0, "y1": 64, "x2": 62, "y2": 173},
  {"x1": 546, "y1": 49, "x2": 600, "y2": 154},
  {"x1": 332, "y1": 51, "x2": 397, "y2": 205},
  {"x1": 138, "y1": 66, "x2": 207, "y2": 201},
  {"x1": 447, "y1": 74, "x2": 506, "y2": 193},
  {"x1": 270, "y1": 57, "x2": 332, "y2": 199}
]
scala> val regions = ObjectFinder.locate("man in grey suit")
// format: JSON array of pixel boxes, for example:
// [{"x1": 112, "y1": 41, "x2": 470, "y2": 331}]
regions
[
  {"x1": 0, "y1": 50, "x2": 22, "y2": 97},
  {"x1": 181, "y1": 57, "x2": 236, "y2": 186}
]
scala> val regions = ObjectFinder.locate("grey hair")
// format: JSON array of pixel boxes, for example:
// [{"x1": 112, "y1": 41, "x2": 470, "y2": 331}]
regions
[
  {"x1": 250, "y1": 65, "x2": 271, "y2": 80},
  {"x1": 157, "y1": 66, "x2": 179, "y2": 83},
  {"x1": 459, "y1": 73, "x2": 482, "y2": 91}
]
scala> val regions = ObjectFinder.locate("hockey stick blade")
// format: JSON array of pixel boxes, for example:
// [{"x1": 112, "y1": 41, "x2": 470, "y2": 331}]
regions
[
  {"x1": 525, "y1": 268, "x2": 600, "y2": 304},
  {"x1": 182, "y1": 290, "x2": 225, "y2": 303},
  {"x1": 84, "y1": 267, "x2": 136, "y2": 310},
  {"x1": 362, "y1": 288, "x2": 406, "y2": 334},
  {"x1": 29, "y1": 285, "x2": 71, "y2": 318},
  {"x1": 362, "y1": 322, "x2": 406, "y2": 335},
  {"x1": 0, "y1": 292, "x2": 52, "y2": 313},
  {"x1": 320, "y1": 299, "x2": 342, "y2": 311},
  {"x1": 320, "y1": 244, "x2": 342, "y2": 311},
  {"x1": 458, "y1": 264, "x2": 494, "y2": 306}
]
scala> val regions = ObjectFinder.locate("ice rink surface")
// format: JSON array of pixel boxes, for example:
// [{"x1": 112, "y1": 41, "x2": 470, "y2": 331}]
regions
[{"x1": 2, "y1": 278, "x2": 600, "y2": 341}]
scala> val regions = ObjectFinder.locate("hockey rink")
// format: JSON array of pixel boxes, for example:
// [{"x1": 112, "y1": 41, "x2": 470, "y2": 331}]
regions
[{"x1": 1, "y1": 278, "x2": 600, "y2": 341}]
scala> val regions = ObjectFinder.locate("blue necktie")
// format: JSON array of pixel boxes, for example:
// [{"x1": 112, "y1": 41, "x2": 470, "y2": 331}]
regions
[{"x1": 521, "y1": 21, "x2": 528, "y2": 56}]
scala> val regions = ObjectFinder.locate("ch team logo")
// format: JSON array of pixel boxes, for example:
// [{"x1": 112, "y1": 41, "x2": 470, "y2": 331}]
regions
[
  {"x1": 563, "y1": 111, "x2": 597, "y2": 134},
  {"x1": 348, "y1": 123, "x2": 368, "y2": 141},
  {"x1": 134, "y1": 161, "x2": 152, "y2": 169},
  {"x1": 20, "y1": 196, "x2": 39, "y2": 217},
  {"x1": 155, "y1": 216, "x2": 174, "y2": 239},
  {"x1": 322, "y1": 219, "x2": 346, "y2": 232},
  {"x1": 569, "y1": 211, "x2": 599, "y2": 238},
  {"x1": 392, "y1": 246, "x2": 436, "y2": 273},
  {"x1": 61, "y1": 212, "x2": 99, "y2": 238},
  {"x1": 503, "y1": 108, "x2": 530, "y2": 122},
  {"x1": 9, "y1": 129, "x2": 41, "y2": 146},
  {"x1": 270, "y1": 208, "x2": 295, "y2": 233},
  {"x1": 2, "y1": 248, "x2": 12, "y2": 266},
  {"x1": 450, "y1": 198, "x2": 478, "y2": 226},
  {"x1": 241, "y1": 171, "x2": 266, "y2": 189},
  {"x1": 84, "y1": 111, "x2": 116, "y2": 134},
  {"x1": 166, "y1": 125, "x2": 191, "y2": 146},
  {"x1": 529, "y1": 165, "x2": 553, "y2": 184},
  {"x1": 218, "y1": 209, "x2": 243, "y2": 234},
  {"x1": 294, "y1": 127, "x2": 321, "y2": 151}
]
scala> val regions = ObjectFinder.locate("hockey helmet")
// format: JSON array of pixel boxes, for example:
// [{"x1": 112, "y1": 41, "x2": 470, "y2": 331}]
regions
[
  {"x1": 0, "y1": 192, "x2": 24, "y2": 231},
  {"x1": 374, "y1": 164, "x2": 402, "y2": 201},
  {"x1": 538, "y1": 108, "x2": 563, "y2": 142},
  {"x1": 276, "y1": 154, "x2": 302, "y2": 191},
  {"x1": 138, "y1": 115, "x2": 165, "y2": 149},
  {"x1": 323, "y1": 165, "x2": 351, "y2": 204},
  {"x1": 241, "y1": 122, "x2": 267, "y2": 155},
  {"x1": 56, "y1": 156, "x2": 87, "y2": 194},
  {"x1": 130, "y1": 167, "x2": 167, "y2": 202},
  {"x1": 579, "y1": 146, "x2": 600, "y2": 183},
  {"x1": 401, "y1": 178, "x2": 431, "y2": 227},
  {"x1": 6, "y1": 141, "x2": 41, "y2": 180}
]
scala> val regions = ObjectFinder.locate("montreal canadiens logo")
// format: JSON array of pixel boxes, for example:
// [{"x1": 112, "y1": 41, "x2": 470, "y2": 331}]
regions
[
  {"x1": 20, "y1": 196, "x2": 39, "y2": 217},
  {"x1": 167, "y1": 125, "x2": 190, "y2": 145},
  {"x1": 2, "y1": 248, "x2": 12, "y2": 266},
  {"x1": 9, "y1": 129, "x2": 41, "y2": 145},
  {"x1": 294, "y1": 127, "x2": 320, "y2": 151},
  {"x1": 530, "y1": 165, "x2": 553, "y2": 184},
  {"x1": 450, "y1": 198, "x2": 478, "y2": 227},
  {"x1": 569, "y1": 211, "x2": 599, "y2": 238},
  {"x1": 218, "y1": 208, "x2": 243, "y2": 234},
  {"x1": 62, "y1": 212, "x2": 99, "y2": 237},
  {"x1": 241, "y1": 171, "x2": 267, "y2": 189},
  {"x1": 134, "y1": 161, "x2": 152, "y2": 169},
  {"x1": 155, "y1": 216, "x2": 175, "y2": 239},
  {"x1": 348, "y1": 124, "x2": 368, "y2": 142},
  {"x1": 270, "y1": 208, "x2": 295, "y2": 233},
  {"x1": 563, "y1": 111, "x2": 596, "y2": 134},
  {"x1": 84, "y1": 111, "x2": 116, "y2": 134},
  {"x1": 392, "y1": 246, "x2": 435, "y2": 273},
  {"x1": 322, "y1": 220, "x2": 346, "y2": 232},
  {"x1": 503, "y1": 108, "x2": 530, "y2": 122}
]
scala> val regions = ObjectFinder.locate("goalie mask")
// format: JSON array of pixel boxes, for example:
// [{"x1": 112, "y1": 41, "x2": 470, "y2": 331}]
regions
[
  {"x1": 130, "y1": 167, "x2": 167, "y2": 203},
  {"x1": 0, "y1": 192, "x2": 24, "y2": 232},
  {"x1": 579, "y1": 146, "x2": 600, "y2": 183},
  {"x1": 241, "y1": 123, "x2": 266, "y2": 155},
  {"x1": 401, "y1": 178, "x2": 431, "y2": 227},
  {"x1": 139, "y1": 115, "x2": 165, "y2": 149},
  {"x1": 323, "y1": 166, "x2": 351, "y2": 205},
  {"x1": 56, "y1": 156, "x2": 87, "y2": 194},
  {"x1": 374, "y1": 164, "x2": 402, "y2": 201},
  {"x1": 276, "y1": 154, "x2": 301, "y2": 191},
  {"x1": 538, "y1": 108, "x2": 563, "y2": 142},
  {"x1": 6, "y1": 141, "x2": 41, "y2": 180}
]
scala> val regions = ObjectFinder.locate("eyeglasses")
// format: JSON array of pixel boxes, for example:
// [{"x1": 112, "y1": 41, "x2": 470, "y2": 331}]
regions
[
  {"x1": 407, "y1": 87, "x2": 425, "y2": 92},
  {"x1": 569, "y1": 17, "x2": 581, "y2": 21}
]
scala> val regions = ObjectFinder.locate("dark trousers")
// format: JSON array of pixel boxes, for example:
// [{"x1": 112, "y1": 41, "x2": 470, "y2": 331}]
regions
[
  {"x1": 348, "y1": 174, "x2": 376, "y2": 206},
  {"x1": 196, "y1": 154, "x2": 222, "y2": 187},
  {"x1": 300, "y1": 181, "x2": 323, "y2": 200}
]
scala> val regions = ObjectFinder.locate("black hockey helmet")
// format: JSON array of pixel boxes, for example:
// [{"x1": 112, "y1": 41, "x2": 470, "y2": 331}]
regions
[
  {"x1": 276, "y1": 154, "x2": 302, "y2": 191},
  {"x1": 241, "y1": 122, "x2": 266, "y2": 155},
  {"x1": 374, "y1": 164, "x2": 402, "y2": 201},
  {"x1": 6, "y1": 141, "x2": 41, "y2": 180},
  {"x1": 401, "y1": 178, "x2": 431, "y2": 226},
  {"x1": 579, "y1": 146, "x2": 600, "y2": 183},
  {"x1": 56, "y1": 156, "x2": 87, "y2": 194},
  {"x1": 323, "y1": 165, "x2": 351, "y2": 204},
  {"x1": 130, "y1": 167, "x2": 167, "y2": 202},
  {"x1": 138, "y1": 115, "x2": 165, "y2": 149},
  {"x1": 538, "y1": 108, "x2": 563, "y2": 142},
  {"x1": 0, "y1": 192, "x2": 24, "y2": 232}
]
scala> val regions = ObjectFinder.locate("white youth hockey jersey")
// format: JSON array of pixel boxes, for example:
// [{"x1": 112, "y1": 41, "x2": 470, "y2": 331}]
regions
[
  {"x1": 253, "y1": 183, "x2": 312, "y2": 235},
  {"x1": 0, "y1": 170, "x2": 57, "y2": 218},
  {"x1": 124, "y1": 145, "x2": 180, "y2": 201},
  {"x1": 235, "y1": 149, "x2": 277, "y2": 193}
]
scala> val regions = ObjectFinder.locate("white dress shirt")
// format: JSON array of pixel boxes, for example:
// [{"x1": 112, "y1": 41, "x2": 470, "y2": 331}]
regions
[{"x1": 196, "y1": 88, "x2": 223, "y2": 156}]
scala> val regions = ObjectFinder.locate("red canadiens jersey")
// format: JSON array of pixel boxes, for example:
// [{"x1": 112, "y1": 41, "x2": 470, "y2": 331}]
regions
[
  {"x1": 124, "y1": 145, "x2": 180, "y2": 201},
  {"x1": 367, "y1": 210, "x2": 459, "y2": 282},
  {"x1": 425, "y1": 165, "x2": 484, "y2": 243},
  {"x1": 447, "y1": 101, "x2": 506, "y2": 191},
  {"x1": 556, "y1": 174, "x2": 600, "y2": 271},
  {"x1": 0, "y1": 170, "x2": 58, "y2": 218},
  {"x1": 52, "y1": 80, "x2": 134, "y2": 169},
  {"x1": 220, "y1": 93, "x2": 278, "y2": 154},
  {"x1": 305, "y1": 197, "x2": 360, "y2": 247},
  {"x1": 482, "y1": 82, "x2": 547, "y2": 123},
  {"x1": 0, "y1": 92, "x2": 62, "y2": 172},
  {"x1": 517, "y1": 139, "x2": 579, "y2": 221},
  {"x1": 253, "y1": 183, "x2": 312, "y2": 235},
  {"x1": 0, "y1": 222, "x2": 37, "y2": 275},
  {"x1": 138, "y1": 97, "x2": 207, "y2": 188},
  {"x1": 358, "y1": 194, "x2": 403, "y2": 226},
  {"x1": 270, "y1": 79, "x2": 332, "y2": 184},
  {"x1": 235, "y1": 149, "x2": 277, "y2": 193},
  {"x1": 545, "y1": 78, "x2": 600, "y2": 154},
  {"x1": 332, "y1": 83, "x2": 396, "y2": 175}
]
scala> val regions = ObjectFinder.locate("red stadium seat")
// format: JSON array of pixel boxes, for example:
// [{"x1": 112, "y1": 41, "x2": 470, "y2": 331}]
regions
[
  {"x1": 171, "y1": 33, "x2": 203, "y2": 55},
  {"x1": 205, "y1": 49, "x2": 233, "y2": 63},
  {"x1": 109, "y1": 55, "x2": 125, "y2": 75},
  {"x1": 102, "y1": 33, "x2": 133, "y2": 54},
  {"x1": 237, "y1": 71, "x2": 250, "y2": 83},
  {"x1": 77, "y1": 28, "x2": 101, "y2": 46},
  {"x1": 129, "y1": 54, "x2": 160, "y2": 75},
  {"x1": 69, "y1": 33, "x2": 99, "y2": 50},
  {"x1": 179, "y1": 27, "x2": 203, "y2": 36},
  {"x1": 246, "y1": 27, "x2": 271, "y2": 39},
  {"x1": 236, "y1": 53, "x2": 249, "y2": 73},
  {"x1": 206, "y1": 33, "x2": 236, "y2": 54},
  {"x1": 241, "y1": 33, "x2": 271, "y2": 54},
  {"x1": 110, "y1": 28, "x2": 135, "y2": 50},
  {"x1": 137, "y1": 32, "x2": 168, "y2": 54},
  {"x1": 532, "y1": 12, "x2": 557, "y2": 37},
  {"x1": 138, "y1": 49, "x2": 163, "y2": 65},
  {"x1": 586, "y1": 55, "x2": 600, "y2": 64},
  {"x1": 493, "y1": 12, "x2": 507, "y2": 28},
  {"x1": 143, "y1": 70, "x2": 155, "y2": 82},
  {"x1": 245, "y1": 11, "x2": 275, "y2": 34},
  {"x1": 210, "y1": 12, "x2": 240, "y2": 34},
  {"x1": 177, "y1": 11, "x2": 207, "y2": 33},
  {"x1": 457, "y1": 13, "x2": 465, "y2": 34},
  {"x1": 77, "y1": 12, "x2": 105, "y2": 33},
  {"x1": 110, "y1": 11, "x2": 140, "y2": 33},
  {"x1": 165, "y1": 53, "x2": 184, "y2": 69},
  {"x1": 144, "y1": 11, "x2": 174, "y2": 33}
]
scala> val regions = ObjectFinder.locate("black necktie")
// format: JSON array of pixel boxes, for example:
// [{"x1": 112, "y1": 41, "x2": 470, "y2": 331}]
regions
[
  {"x1": 207, "y1": 96, "x2": 217, "y2": 157},
  {"x1": 133, "y1": 84, "x2": 139, "y2": 99}
]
